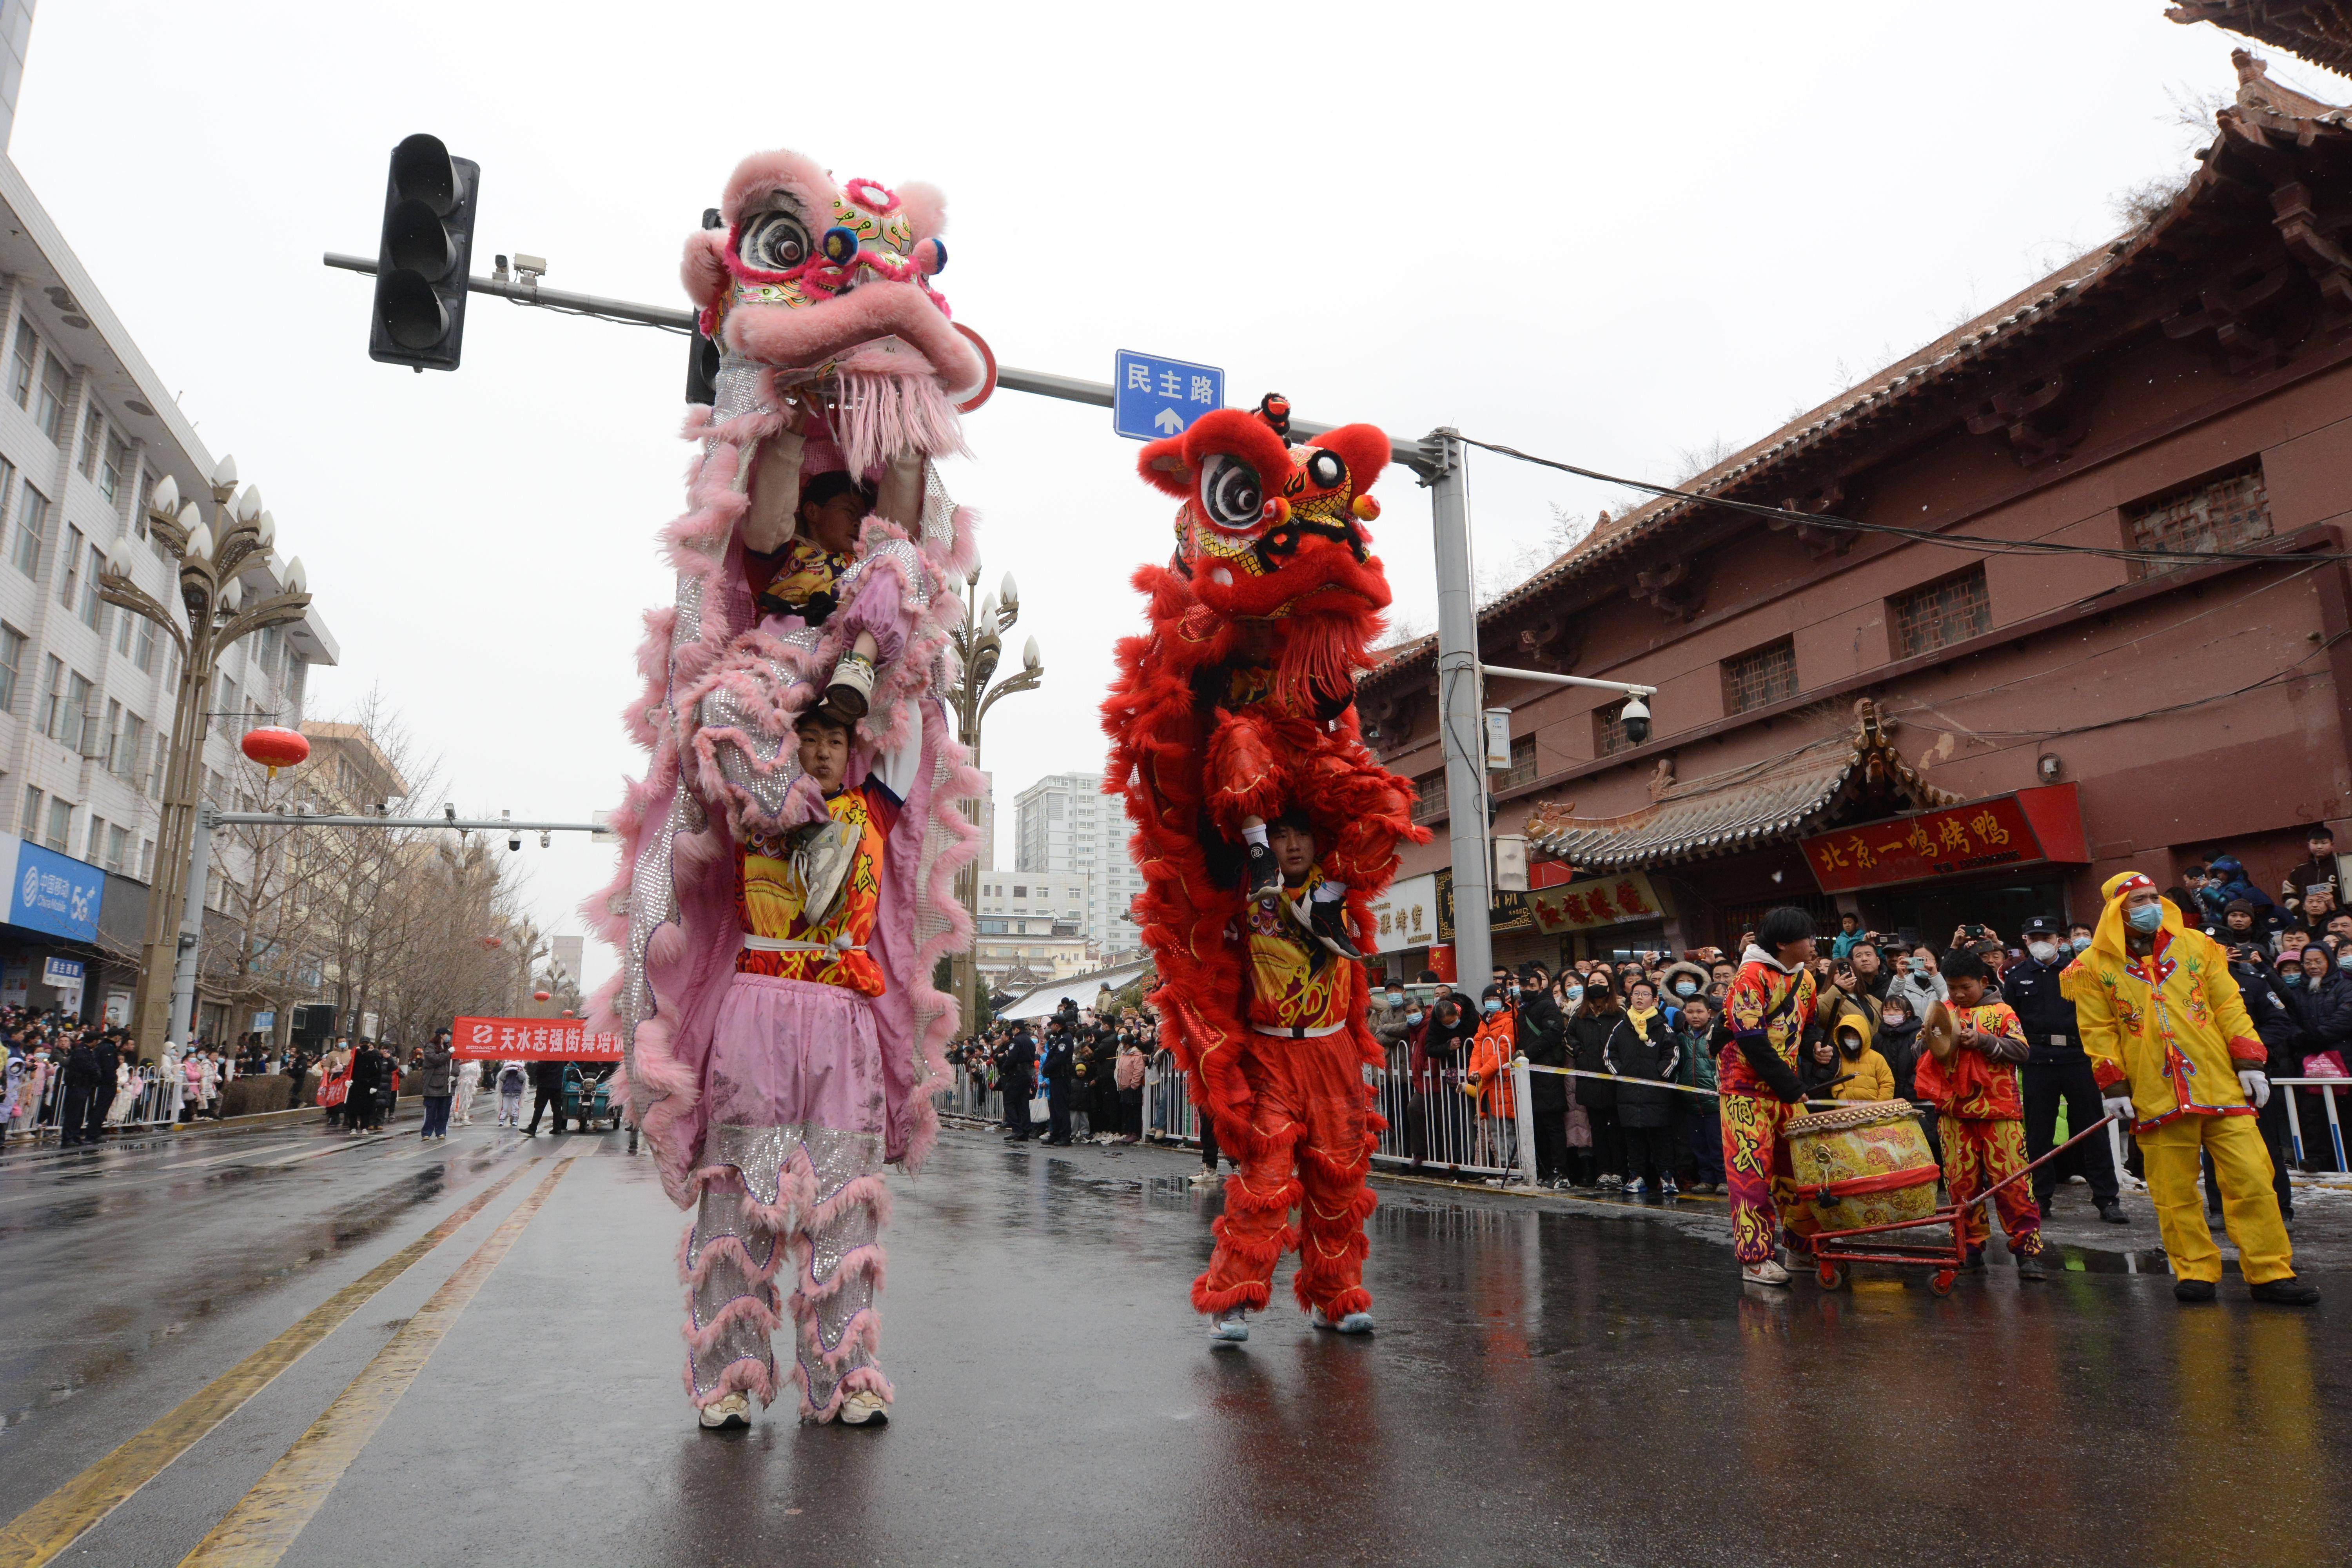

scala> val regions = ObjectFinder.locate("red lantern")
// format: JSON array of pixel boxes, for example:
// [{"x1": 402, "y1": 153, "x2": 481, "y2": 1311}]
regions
[
  {"x1": 533, "y1": 989, "x2": 551, "y2": 1002},
  {"x1": 241, "y1": 726, "x2": 310, "y2": 779},
  {"x1": 483, "y1": 936, "x2": 504, "y2": 950}
]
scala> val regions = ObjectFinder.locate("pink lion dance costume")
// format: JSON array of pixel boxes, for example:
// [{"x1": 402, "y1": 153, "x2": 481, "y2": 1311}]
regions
[{"x1": 588, "y1": 149, "x2": 989, "y2": 1425}]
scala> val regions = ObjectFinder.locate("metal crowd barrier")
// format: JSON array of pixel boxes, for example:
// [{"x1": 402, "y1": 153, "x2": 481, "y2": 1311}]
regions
[
  {"x1": 1138, "y1": 1048, "x2": 1523, "y2": 1180},
  {"x1": 2274, "y1": 1076, "x2": 2352, "y2": 1175},
  {"x1": 965, "y1": 1051, "x2": 2352, "y2": 1193},
  {"x1": 7, "y1": 1068, "x2": 227, "y2": 1139}
]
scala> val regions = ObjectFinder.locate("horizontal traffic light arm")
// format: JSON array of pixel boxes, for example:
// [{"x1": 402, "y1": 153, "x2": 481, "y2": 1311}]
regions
[
  {"x1": 328, "y1": 252, "x2": 694, "y2": 333},
  {"x1": 321, "y1": 252, "x2": 1437, "y2": 472}
]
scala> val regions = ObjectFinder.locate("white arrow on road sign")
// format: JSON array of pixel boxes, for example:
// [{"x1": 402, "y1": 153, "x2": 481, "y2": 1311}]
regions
[{"x1": 1114, "y1": 350, "x2": 1223, "y2": 441}]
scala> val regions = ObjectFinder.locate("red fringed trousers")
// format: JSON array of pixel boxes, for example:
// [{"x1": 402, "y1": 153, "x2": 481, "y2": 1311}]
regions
[{"x1": 1195, "y1": 1031, "x2": 1381, "y2": 1318}]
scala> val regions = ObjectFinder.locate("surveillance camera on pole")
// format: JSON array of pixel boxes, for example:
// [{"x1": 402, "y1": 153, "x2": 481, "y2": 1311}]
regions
[
  {"x1": 1620, "y1": 695, "x2": 1652, "y2": 746},
  {"x1": 369, "y1": 133, "x2": 481, "y2": 372}
]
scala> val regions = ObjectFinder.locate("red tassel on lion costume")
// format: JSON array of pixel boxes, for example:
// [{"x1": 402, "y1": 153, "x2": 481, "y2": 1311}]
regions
[{"x1": 1102, "y1": 397, "x2": 1426, "y2": 1319}]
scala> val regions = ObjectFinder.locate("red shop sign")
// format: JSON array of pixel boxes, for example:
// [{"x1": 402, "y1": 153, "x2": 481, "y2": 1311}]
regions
[
  {"x1": 452, "y1": 1016, "x2": 623, "y2": 1061},
  {"x1": 1800, "y1": 785, "x2": 2087, "y2": 894}
]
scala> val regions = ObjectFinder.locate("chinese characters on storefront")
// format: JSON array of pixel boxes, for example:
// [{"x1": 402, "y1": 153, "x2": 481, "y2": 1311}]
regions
[
  {"x1": 1367, "y1": 872, "x2": 1437, "y2": 954},
  {"x1": 1527, "y1": 871, "x2": 1666, "y2": 935},
  {"x1": 1798, "y1": 790, "x2": 2081, "y2": 893}
]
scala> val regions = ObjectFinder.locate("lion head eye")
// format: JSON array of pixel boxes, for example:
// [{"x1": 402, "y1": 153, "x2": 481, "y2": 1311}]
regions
[
  {"x1": 1304, "y1": 449, "x2": 1346, "y2": 491},
  {"x1": 1199, "y1": 454, "x2": 1265, "y2": 531},
  {"x1": 740, "y1": 210, "x2": 809, "y2": 272}
]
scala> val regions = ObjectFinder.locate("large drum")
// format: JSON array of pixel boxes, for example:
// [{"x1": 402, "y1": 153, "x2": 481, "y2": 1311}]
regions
[{"x1": 1783, "y1": 1100, "x2": 1940, "y2": 1234}]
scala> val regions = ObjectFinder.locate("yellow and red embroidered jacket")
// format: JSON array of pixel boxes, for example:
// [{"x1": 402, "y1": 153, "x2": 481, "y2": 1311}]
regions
[
  {"x1": 2062, "y1": 902, "x2": 2264, "y2": 1129},
  {"x1": 1244, "y1": 865, "x2": 1352, "y2": 1037}
]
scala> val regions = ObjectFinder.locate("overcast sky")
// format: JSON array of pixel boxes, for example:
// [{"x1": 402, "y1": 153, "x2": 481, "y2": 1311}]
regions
[{"x1": 10, "y1": 0, "x2": 2343, "y2": 990}]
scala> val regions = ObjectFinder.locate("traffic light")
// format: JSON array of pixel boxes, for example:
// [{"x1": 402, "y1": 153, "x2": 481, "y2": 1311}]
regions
[
  {"x1": 369, "y1": 133, "x2": 481, "y2": 371},
  {"x1": 686, "y1": 206, "x2": 724, "y2": 405}
]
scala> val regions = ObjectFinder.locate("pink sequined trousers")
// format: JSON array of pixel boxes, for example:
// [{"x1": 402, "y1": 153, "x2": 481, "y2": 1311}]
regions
[{"x1": 680, "y1": 973, "x2": 893, "y2": 1421}]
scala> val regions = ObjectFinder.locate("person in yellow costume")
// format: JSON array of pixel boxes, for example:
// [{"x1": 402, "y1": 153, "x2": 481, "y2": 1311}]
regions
[{"x1": 2062, "y1": 871, "x2": 2319, "y2": 1305}]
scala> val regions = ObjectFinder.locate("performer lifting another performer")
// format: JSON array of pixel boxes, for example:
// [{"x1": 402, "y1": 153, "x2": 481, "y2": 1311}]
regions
[
  {"x1": 593, "y1": 148, "x2": 991, "y2": 1431},
  {"x1": 1102, "y1": 395, "x2": 1423, "y2": 1345},
  {"x1": 2063, "y1": 872, "x2": 2319, "y2": 1305}
]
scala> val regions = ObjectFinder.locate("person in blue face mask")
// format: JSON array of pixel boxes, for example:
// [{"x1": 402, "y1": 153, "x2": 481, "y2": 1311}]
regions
[
  {"x1": 2063, "y1": 872, "x2": 2314, "y2": 1305},
  {"x1": 2009, "y1": 915, "x2": 2124, "y2": 1223}
]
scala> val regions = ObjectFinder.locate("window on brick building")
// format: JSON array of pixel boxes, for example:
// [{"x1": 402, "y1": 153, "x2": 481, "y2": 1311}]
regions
[
  {"x1": 1497, "y1": 734, "x2": 1538, "y2": 790},
  {"x1": 1722, "y1": 637, "x2": 1798, "y2": 715},
  {"x1": 1410, "y1": 768, "x2": 1447, "y2": 824},
  {"x1": 1595, "y1": 706, "x2": 1632, "y2": 757},
  {"x1": 1891, "y1": 566, "x2": 1992, "y2": 659},
  {"x1": 2123, "y1": 461, "x2": 2270, "y2": 580}
]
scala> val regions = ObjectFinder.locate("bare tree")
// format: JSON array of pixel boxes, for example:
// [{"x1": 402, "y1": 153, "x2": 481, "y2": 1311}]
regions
[{"x1": 200, "y1": 690, "x2": 537, "y2": 1049}]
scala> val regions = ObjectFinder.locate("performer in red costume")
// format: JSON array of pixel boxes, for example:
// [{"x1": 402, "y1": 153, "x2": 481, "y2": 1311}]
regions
[
  {"x1": 1719, "y1": 906, "x2": 1821, "y2": 1287},
  {"x1": 1102, "y1": 395, "x2": 1425, "y2": 1342}
]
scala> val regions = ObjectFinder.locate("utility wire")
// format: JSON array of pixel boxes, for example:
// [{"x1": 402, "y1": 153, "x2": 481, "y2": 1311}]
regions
[{"x1": 1455, "y1": 435, "x2": 2348, "y2": 568}]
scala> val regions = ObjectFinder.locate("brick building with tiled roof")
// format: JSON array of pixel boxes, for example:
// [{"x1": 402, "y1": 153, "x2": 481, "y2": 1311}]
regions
[{"x1": 1356, "y1": 46, "x2": 2352, "y2": 974}]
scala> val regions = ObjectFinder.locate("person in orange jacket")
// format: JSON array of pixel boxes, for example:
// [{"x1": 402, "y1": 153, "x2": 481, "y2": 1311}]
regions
[{"x1": 1465, "y1": 984, "x2": 1519, "y2": 1120}]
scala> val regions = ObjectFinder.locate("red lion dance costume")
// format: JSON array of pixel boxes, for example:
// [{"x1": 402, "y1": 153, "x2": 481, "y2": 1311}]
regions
[
  {"x1": 588, "y1": 149, "x2": 989, "y2": 1428},
  {"x1": 1103, "y1": 397, "x2": 1424, "y2": 1335}
]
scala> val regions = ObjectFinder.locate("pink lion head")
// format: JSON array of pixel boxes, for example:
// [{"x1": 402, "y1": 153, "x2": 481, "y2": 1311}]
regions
[{"x1": 681, "y1": 149, "x2": 987, "y2": 403}]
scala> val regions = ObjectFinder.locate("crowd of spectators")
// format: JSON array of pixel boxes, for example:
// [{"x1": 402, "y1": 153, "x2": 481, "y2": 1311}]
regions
[
  {"x1": 956, "y1": 994, "x2": 1156, "y2": 1148},
  {"x1": 1355, "y1": 827, "x2": 2352, "y2": 1211},
  {"x1": 0, "y1": 1011, "x2": 330, "y2": 1146}
]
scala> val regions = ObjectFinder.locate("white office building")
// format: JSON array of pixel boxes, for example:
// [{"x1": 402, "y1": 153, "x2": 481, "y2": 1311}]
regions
[
  {"x1": 0, "y1": 37, "x2": 337, "y2": 1026},
  {"x1": 972, "y1": 869, "x2": 1091, "y2": 991},
  {"x1": 1013, "y1": 772, "x2": 1143, "y2": 957}
]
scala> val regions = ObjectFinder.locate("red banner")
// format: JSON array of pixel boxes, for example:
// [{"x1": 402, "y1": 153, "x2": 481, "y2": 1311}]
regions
[
  {"x1": 452, "y1": 1016, "x2": 622, "y2": 1061},
  {"x1": 1800, "y1": 787, "x2": 2085, "y2": 893}
]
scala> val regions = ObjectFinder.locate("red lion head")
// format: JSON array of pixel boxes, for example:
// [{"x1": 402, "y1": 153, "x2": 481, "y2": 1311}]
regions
[{"x1": 1138, "y1": 401, "x2": 1393, "y2": 626}]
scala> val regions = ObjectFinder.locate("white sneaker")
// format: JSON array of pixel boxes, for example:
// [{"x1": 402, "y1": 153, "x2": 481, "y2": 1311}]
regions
[
  {"x1": 1600, "y1": 1173, "x2": 1623, "y2": 1190},
  {"x1": 1207, "y1": 1312, "x2": 1250, "y2": 1343},
  {"x1": 1627, "y1": 1178, "x2": 1649, "y2": 1196},
  {"x1": 698, "y1": 1392, "x2": 751, "y2": 1430},
  {"x1": 838, "y1": 1389, "x2": 889, "y2": 1427},
  {"x1": 1741, "y1": 1259, "x2": 1792, "y2": 1287},
  {"x1": 1189, "y1": 1169, "x2": 1218, "y2": 1187},
  {"x1": 1310, "y1": 1306, "x2": 1375, "y2": 1334}
]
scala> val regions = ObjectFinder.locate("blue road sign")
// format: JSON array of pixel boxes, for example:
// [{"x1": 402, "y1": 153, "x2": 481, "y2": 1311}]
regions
[{"x1": 1113, "y1": 350, "x2": 1223, "y2": 442}]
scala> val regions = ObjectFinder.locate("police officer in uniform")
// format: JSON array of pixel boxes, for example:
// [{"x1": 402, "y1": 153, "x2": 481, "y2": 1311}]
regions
[{"x1": 2011, "y1": 914, "x2": 2126, "y2": 1223}]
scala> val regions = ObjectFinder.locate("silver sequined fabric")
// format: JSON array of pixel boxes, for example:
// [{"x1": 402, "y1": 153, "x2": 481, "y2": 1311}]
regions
[
  {"x1": 700, "y1": 676, "x2": 802, "y2": 826},
  {"x1": 706, "y1": 354, "x2": 768, "y2": 441},
  {"x1": 683, "y1": 1120, "x2": 888, "y2": 1410},
  {"x1": 686, "y1": 1185, "x2": 780, "y2": 1397}
]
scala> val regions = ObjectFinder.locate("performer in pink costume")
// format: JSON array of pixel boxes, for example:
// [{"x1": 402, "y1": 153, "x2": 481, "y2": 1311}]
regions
[{"x1": 587, "y1": 148, "x2": 991, "y2": 1430}]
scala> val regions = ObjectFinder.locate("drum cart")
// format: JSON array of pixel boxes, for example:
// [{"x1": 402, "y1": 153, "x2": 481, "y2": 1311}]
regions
[{"x1": 1798, "y1": 1115, "x2": 2117, "y2": 1296}]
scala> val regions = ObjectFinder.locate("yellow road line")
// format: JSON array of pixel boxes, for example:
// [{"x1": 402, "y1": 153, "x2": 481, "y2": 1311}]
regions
[
  {"x1": 179, "y1": 1156, "x2": 576, "y2": 1567},
  {"x1": 0, "y1": 1160, "x2": 535, "y2": 1568}
]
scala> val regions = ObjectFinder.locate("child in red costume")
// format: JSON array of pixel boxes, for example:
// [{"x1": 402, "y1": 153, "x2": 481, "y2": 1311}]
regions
[{"x1": 1916, "y1": 947, "x2": 2046, "y2": 1279}]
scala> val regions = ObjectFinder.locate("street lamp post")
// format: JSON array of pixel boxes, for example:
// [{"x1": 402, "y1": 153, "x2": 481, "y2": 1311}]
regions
[
  {"x1": 944, "y1": 564, "x2": 1042, "y2": 1036},
  {"x1": 101, "y1": 456, "x2": 314, "y2": 1055}
]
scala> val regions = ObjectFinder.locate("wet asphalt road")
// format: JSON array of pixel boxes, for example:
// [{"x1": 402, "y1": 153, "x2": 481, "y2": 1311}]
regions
[{"x1": 2, "y1": 1112, "x2": 2347, "y2": 1567}]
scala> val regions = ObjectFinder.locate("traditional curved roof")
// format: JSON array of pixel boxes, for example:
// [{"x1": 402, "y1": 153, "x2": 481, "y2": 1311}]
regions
[
  {"x1": 2171, "y1": 2, "x2": 2352, "y2": 75},
  {"x1": 1520, "y1": 701, "x2": 1956, "y2": 873},
  {"x1": 1362, "y1": 54, "x2": 2352, "y2": 694}
]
